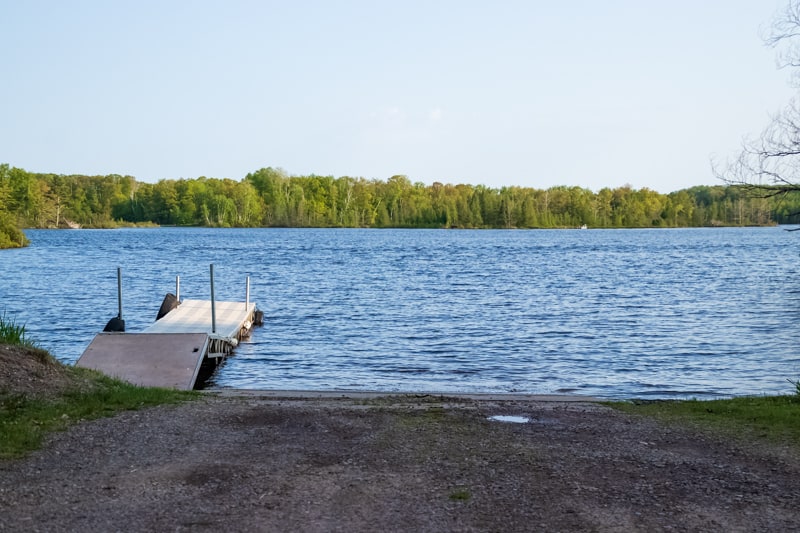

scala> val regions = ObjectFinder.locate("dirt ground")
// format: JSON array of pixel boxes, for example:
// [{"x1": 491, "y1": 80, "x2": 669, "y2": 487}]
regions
[{"x1": 1, "y1": 390, "x2": 799, "y2": 532}]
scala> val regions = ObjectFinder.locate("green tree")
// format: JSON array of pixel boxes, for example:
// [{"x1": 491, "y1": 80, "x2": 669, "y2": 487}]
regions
[{"x1": 0, "y1": 164, "x2": 28, "y2": 248}]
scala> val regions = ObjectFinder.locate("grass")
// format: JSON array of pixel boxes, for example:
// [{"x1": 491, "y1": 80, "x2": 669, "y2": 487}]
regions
[
  {"x1": 0, "y1": 315, "x2": 198, "y2": 459},
  {"x1": 0, "y1": 367, "x2": 197, "y2": 459},
  {"x1": 790, "y1": 378, "x2": 800, "y2": 397},
  {"x1": 610, "y1": 394, "x2": 800, "y2": 447},
  {"x1": 0, "y1": 312, "x2": 36, "y2": 347},
  {"x1": 1, "y1": 368, "x2": 197, "y2": 459},
  {"x1": 449, "y1": 487, "x2": 472, "y2": 501}
]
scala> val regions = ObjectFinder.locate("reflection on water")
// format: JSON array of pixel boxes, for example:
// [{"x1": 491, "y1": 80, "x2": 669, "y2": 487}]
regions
[{"x1": 1, "y1": 226, "x2": 799, "y2": 399}]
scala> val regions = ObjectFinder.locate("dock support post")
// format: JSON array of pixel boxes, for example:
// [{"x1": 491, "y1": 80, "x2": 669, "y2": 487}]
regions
[
  {"x1": 176, "y1": 276, "x2": 180, "y2": 301},
  {"x1": 210, "y1": 264, "x2": 216, "y2": 334},
  {"x1": 116, "y1": 267, "x2": 123, "y2": 320},
  {"x1": 246, "y1": 276, "x2": 250, "y2": 311}
]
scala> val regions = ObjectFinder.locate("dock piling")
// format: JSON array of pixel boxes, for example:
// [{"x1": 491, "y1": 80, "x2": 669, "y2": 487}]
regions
[
  {"x1": 176, "y1": 276, "x2": 181, "y2": 301},
  {"x1": 210, "y1": 264, "x2": 216, "y2": 334},
  {"x1": 102, "y1": 267, "x2": 126, "y2": 332},
  {"x1": 116, "y1": 266, "x2": 123, "y2": 320},
  {"x1": 246, "y1": 276, "x2": 250, "y2": 311}
]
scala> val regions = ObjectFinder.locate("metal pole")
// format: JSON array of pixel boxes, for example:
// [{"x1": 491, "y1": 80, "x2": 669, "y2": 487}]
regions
[
  {"x1": 210, "y1": 264, "x2": 216, "y2": 334},
  {"x1": 116, "y1": 267, "x2": 123, "y2": 320},
  {"x1": 245, "y1": 276, "x2": 250, "y2": 311},
  {"x1": 176, "y1": 275, "x2": 181, "y2": 301}
]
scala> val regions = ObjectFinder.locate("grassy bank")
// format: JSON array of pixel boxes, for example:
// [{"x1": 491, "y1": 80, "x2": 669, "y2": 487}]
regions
[
  {"x1": 0, "y1": 314, "x2": 196, "y2": 459},
  {"x1": 1, "y1": 373, "x2": 197, "y2": 459},
  {"x1": 610, "y1": 394, "x2": 800, "y2": 447}
]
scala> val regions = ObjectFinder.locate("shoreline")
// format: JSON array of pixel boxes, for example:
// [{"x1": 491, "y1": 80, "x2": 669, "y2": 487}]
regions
[{"x1": 205, "y1": 388, "x2": 603, "y2": 402}]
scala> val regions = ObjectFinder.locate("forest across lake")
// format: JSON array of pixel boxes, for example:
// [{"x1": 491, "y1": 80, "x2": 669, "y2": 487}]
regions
[{"x1": 1, "y1": 165, "x2": 795, "y2": 236}]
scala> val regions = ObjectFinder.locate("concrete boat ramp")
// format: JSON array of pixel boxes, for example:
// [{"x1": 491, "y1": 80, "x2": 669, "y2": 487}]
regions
[{"x1": 77, "y1": 267, "x2": 260, "y2": 390}]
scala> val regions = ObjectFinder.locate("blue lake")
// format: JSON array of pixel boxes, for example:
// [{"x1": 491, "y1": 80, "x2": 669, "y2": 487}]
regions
[{"x1": 2, "y1": 227, "x2": 799, "y2": 399}]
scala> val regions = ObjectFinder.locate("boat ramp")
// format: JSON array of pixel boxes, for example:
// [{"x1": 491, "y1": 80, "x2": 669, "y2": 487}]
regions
[{"x1": 77, "y1": 266, "x2": 261, "y2": 390}]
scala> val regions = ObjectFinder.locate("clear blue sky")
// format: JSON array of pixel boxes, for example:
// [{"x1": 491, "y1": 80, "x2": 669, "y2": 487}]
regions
[{"x1": 0, "y1": 0, "x2": 794, "y2": 192}]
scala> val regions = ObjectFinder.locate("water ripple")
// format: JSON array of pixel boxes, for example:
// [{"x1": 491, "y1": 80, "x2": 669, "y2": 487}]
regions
[{"x1": 2, "y1": 227, "x2": 799, "y2": 399}]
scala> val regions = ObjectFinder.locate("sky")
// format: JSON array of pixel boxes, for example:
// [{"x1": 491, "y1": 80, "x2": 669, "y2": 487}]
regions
[{"x1": 0, "y1": 0, "x2": 796, "y2": 193}]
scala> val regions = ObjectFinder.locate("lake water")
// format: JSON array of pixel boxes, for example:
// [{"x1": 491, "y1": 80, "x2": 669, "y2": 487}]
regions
[{"x1": 2, "y1": 227, "x2": 799, "y2": 399}]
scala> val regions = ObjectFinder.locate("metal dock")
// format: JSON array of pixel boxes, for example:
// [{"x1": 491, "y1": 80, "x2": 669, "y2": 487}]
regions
[
  {"x1": 77, "y1": 333, "x2": 210, "y2": 390},
  {"x1": 76, "y1": 266, "x2": 260, "y2": 390},
  {"x1": 144, "y1": 299, "x2": 257, "y2": 351}
]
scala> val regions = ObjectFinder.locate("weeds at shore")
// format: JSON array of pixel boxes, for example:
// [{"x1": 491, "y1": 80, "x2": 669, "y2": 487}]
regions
[
  {"x1": 789, "y1": 378, "x2": 800, "y2": 397},
  {"x1": 0, "y1": 313, "x2": 35, "y2": 348}
]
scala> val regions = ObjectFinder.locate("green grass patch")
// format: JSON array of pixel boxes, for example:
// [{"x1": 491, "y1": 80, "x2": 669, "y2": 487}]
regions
[
  {"x1": 1, "y1": 322, "x2": 200, "y2": 459},
  {"x1": 0, "y1": 366, "x2": 197, "y2": 460},
  {"x1": 609, "y1": 395, "x2": 800, "y2": 447},
  {"x1": 449, "y1": 487, "x2": 471, "y2": 501}
]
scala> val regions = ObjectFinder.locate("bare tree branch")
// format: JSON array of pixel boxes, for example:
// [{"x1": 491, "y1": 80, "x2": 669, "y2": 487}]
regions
[
  {"x1": 716, "y1": 1, "x2": 800, "y2": 213},
  {"x1": 764, "y1": 1, "x2": 800, "y2": 83}
]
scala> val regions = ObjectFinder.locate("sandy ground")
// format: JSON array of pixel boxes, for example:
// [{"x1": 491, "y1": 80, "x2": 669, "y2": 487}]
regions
[{"x1": 1, "y1": 392, "x2": 799, "y2": 532}]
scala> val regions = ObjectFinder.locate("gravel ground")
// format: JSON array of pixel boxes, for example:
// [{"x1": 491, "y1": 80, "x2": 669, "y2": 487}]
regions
[{"x1": 1, "y1": 392, "x2": 799, "y2": 532}]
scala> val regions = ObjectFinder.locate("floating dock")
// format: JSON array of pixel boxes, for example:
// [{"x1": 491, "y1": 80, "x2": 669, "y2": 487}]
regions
[
  {"x1": 76, "y1": 267, "x2": 260, "y2": 390},
  {"x1": 144, "y1": 299, "x2": 257, "y2": 352}
]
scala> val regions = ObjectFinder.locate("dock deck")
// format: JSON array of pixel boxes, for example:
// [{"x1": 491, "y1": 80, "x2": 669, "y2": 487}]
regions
[
  {"x1": 77, "y1": 297, "x2": 258, "y2": 390},
  {"x1": 144, "y1": 299, "x2": 256, "y2": 342}
]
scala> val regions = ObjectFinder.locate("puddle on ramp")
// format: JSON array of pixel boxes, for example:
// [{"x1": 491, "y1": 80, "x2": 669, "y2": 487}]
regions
[{"x1": 487, "y1": 415, "x2": 530, "y2": 424}]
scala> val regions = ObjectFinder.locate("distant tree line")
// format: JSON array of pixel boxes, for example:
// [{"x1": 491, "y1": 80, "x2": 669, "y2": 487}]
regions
[{"x1": 1, "y1": 164, "x2": 798, "y2": 246}]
